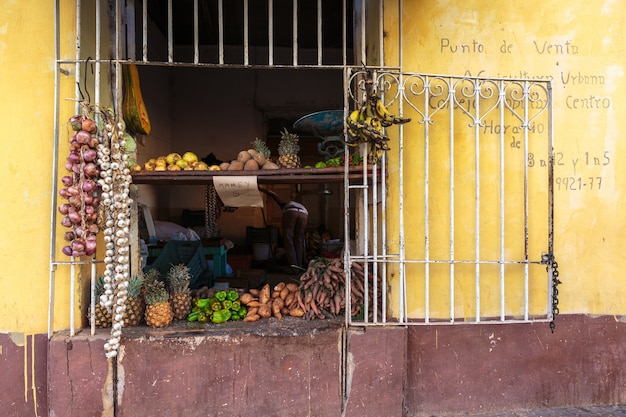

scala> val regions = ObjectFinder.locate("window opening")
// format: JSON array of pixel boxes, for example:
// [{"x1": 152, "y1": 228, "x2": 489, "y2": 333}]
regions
[{"x1": 50, "y1": 1, "x2": 556, "y2": 343}]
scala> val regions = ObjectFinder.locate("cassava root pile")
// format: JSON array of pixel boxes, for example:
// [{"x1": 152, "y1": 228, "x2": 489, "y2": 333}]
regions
[{"x1": 297, "y1": 257, "x2": 382, "y2": 320}]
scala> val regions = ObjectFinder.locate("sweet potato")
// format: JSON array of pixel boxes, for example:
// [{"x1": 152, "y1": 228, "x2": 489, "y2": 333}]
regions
[
  {"x1": 279, "y1": 287, "x2": 290, "y2": 300},
  {"x1": 274, "y1": 282, "x2": 286, "y2": 291},
  {"x1": 258, "y1": 303, "x2": 272, "y2": 319},
  {"x1": 249, "y1": 288, "x2": 260, "y2": 297},
  {"x1": 239, "y1": 293, "x2": 255, "y2": 305},
  {"x1": 259, "y1": 284, "x2": 271, "y2": 304},
  {"x1": 289, "y1": 307, "x2": 305, "y2": 317},
  {"x1": 285, "y1": 292, "x2": 295, "y2": 307},
  {"x1": 243, "y1": 314, "x2": 260, "y2": 322},
  {"x1": 285, "y1": 283, "x2": 299, "y2": 292}
]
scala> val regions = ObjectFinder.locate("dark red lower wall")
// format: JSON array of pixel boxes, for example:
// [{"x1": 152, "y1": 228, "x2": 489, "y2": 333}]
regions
[
  {"x1": 406, "y1": 315, "x2": 626, "y2": 416},
  {"x1": 3, "y1": 314, "x2": 625, "y2": 416}
]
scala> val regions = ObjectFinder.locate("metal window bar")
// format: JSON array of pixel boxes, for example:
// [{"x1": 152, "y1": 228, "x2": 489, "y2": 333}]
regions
[{"x1": 345, "y1": 68, "x2": 553, "y2": 327}]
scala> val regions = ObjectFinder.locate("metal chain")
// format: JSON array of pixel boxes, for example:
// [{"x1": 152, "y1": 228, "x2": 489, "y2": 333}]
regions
[{"x1": 542, "y1": 253, "x2": 561, "y2": 333}]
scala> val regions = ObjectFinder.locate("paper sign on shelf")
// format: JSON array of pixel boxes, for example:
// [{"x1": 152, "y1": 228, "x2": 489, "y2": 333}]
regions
[{"x1": 213, "y1": 176, "x2": 264, "y2": 207}]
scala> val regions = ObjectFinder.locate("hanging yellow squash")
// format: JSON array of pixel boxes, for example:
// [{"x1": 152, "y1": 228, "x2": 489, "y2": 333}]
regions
[{"x1": 122, "y1": 64, "x2": 151, "y2": 135}]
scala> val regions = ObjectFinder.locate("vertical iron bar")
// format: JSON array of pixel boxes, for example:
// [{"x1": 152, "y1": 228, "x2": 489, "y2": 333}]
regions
[
  {"x1": 423, "y1": 76, "x2": 430, "y2": 324},
  {"x1": 194, "y1": 0, "x2": 199, "y2": 64},
  {"x1": 343, "y1": 67, "x2": 351, "y2": 326},
  {"x1": 342, "y1": 0, "x2": 346, "y2": 66},
  {"x1": 268, "y1": 0, "x2": 273, "y2": 65},
  {"x1": 499, "y1": 80, "x2": 506, "y2": 321},
  {"x1": 474, "y1": 78, "x2": 481, "y2": 322},
  {"x1": 218, "y1": 0, "x2": 224, "y2": 64},
  {"x1": 546, "y1": 81, "x2": 555, "y2": 318},
  {"x1": 360, "y1": 0, "x2": 366, "y2": 65},
  {"x1": 95, "y1": 0, "x2": 101, "y2": 104},
  {"x1": 378, "y1": 0, "x2": 383, "y2": 65},
  {"x1": 69, "y1": 0, "x2": 83, "y2": 338},
  {"x1": 317, "y1": 0, "x2": 322, "y2": 65},
  {"x1": 243, "y1": 0, "x2": 249, "y2": 65},
  {"x1": 49, "y1": 0, "x2": 62, "y2": 339},
  {"x1": 167, "y1": 0, "x2": 173, "y2": 63},
  {"x1": 142, "y1": 0, "x2": 148, "y2": 61},
  {"x1": 449, "y1": 77, "x2": 455, "y2": 323},
  {"x1": 523, "y1": 81, "x2": 530, "y2": 320},
  {"x1": 90, "y1": 260, "x2": 96, "y2": 335},
  {"x1": 292, "y1": 0, "x2": 298, "y2": 66}
]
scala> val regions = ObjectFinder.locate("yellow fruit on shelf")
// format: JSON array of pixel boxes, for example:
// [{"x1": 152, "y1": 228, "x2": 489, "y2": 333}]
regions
[
  {"x1": 182, "y1": 151, "x2": 199, "y2": 164},
  {"x1": 208, "y1": 165, "x2": 221, "y2": 171},
  {"x1": 167, "y1": 164, "x2": 181, "y2": 171},
  {"x1": 166, "y1": 153, "x2": 181, "y2": 166},
  {"x1": 144, "y1": 161, "x2": 156, "y2": 171},
  {"x1": 176, "y1": 159, "x2": 189, "y2": 169},
  {"x1": 154, "y1": 164, "x2": 166, "y2": 171}
]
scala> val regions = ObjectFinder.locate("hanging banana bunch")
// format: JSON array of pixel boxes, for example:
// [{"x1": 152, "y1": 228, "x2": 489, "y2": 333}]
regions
[{"x1": 345, "y1": 88, "x2": 411, "y2": 164}]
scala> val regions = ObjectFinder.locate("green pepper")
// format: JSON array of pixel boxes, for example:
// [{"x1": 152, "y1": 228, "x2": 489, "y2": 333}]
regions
[
  {"x1": 196, "y1": 298, "x2": 211, "y2": 308},
  {"x1": 215, "y1": 291, "x2": 227, "y2": 302},
  {"x1": 187, "y1": 310, "x2": 201, "y2": 322},
  {"x1": 197, "y1": 311, "x2": 209, "y2": 322},
  {"x1": 230, "y1": 312, "x2": 241, "y2": 321},
  {"x1": 211, "y1": 309, "x2": 232, "y2": 324},
  {"x1": 210, "y1": 299, "x2": 222, "y2": 311},
  {"x1": 238, "y1": 306, "x2": 247, "y2": 317},
  {"x1": 230, "y1": 300, "x2": 241, "y2": 312},
  {"x1": 227, "y1": 290, "x2": 239, "y2": 302},
  {"x1": 221, "y1": 299, "x2": 233, "y2": 310}
]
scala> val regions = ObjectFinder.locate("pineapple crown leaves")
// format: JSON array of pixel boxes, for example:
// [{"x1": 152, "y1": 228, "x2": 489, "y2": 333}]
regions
[
  {"x1": 166, "y1": 264, "x2": 191, "y2": 294},
  {"x1": 127, "y1": 274, "x2": 144, "y2": 298},
  {"x1": 251, "y1": 138, "x2": 271, "y2": 158},
  {"x1": 144, "y1": 279, "x2": 169, "y2": 305},
  {"x1": 278, "y1": 128, "x2": 300, "y2": 156},
  {"x1": 143, "y1": 268, "x2": 161, "y2": 285}
]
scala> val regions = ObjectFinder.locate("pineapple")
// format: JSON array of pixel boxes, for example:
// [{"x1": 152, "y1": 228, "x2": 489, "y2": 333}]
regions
[
  {"x1": 277, "y1": 128, "x2": 301, "y2": 168},
  {"x1": 167, "y1": 264, "x2": 192, "y2": 320},
  {"x1": 144, "y1": 278, "x2": 173, "y2": 328},
  {"x1": 90, "y1": 276, "x2": 111, "y2": 328},
  {"x1": 123, "y1": 274, "x2": 145, "y2": 326},
  {"x1": 252, "y1": 138, "x2": 271, "y2": 167}
]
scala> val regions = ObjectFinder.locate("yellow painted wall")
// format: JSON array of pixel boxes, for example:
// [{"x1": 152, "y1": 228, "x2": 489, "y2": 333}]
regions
[
  {"x1": 383, "y1": 0, "x2": 626, "y2": 316},
  {"x1": 0, "y1": 1, "x2": 78, "y2": 334}
]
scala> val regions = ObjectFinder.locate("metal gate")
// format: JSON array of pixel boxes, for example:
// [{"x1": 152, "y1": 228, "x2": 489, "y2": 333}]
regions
[
  {"x1": 343, "y1": 68, "x2": 556, "y2": 327},
  {"x1": 50, "y1": 0, "x2": 556, "y2": 340}
]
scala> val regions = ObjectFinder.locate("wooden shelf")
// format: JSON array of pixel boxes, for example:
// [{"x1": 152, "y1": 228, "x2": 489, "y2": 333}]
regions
[{"x1": 131, "y1": 165, "x2": 380, "y2": 185}]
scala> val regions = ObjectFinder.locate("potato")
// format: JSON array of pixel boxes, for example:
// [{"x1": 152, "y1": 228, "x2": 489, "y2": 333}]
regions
[
  {"x1": 258, "y1": 303, "x2": 272, "y2": 319},
  {"x1": 239, "y1": 293, "x2": 255, "y2": 305},
  {"x1": 285, "y1": 292, "x2": 295, "y2": 307},
  {"x1": 243, "y1": 314, "x2": 260, "y2": 322},
  {"x1": 219, "y1": 162, "x2": 231, "y2": 170},
  {"x1": 259, "y1": 284, "x2": 271, "y2": 304}
]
